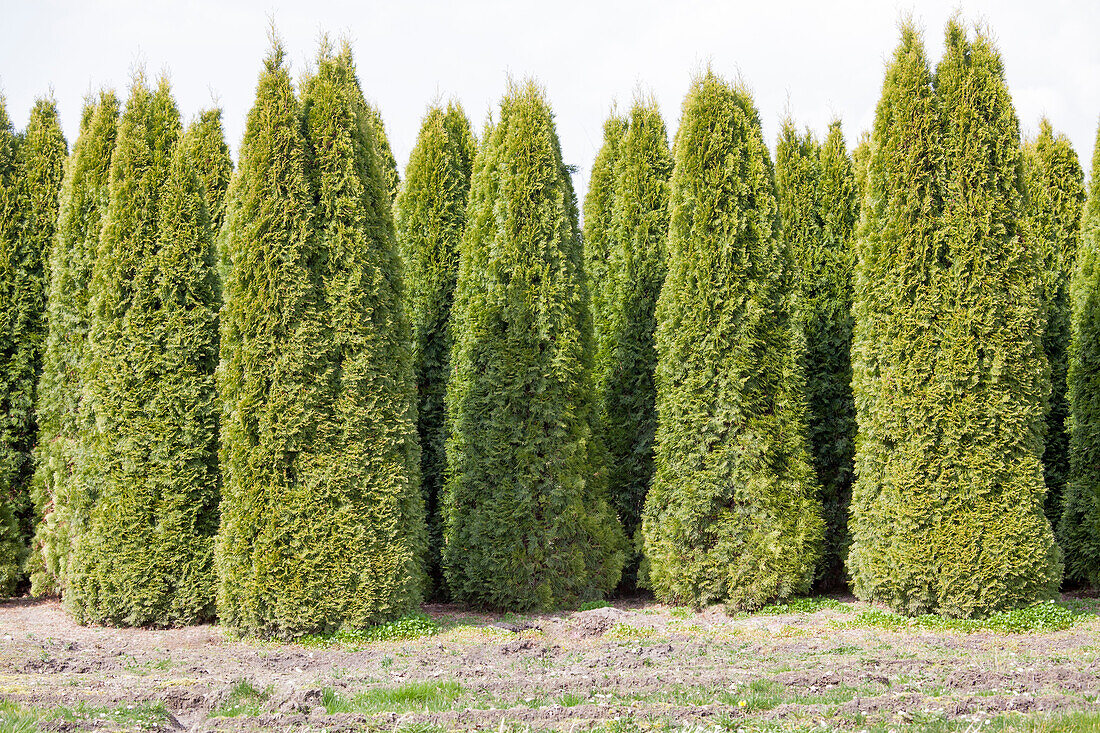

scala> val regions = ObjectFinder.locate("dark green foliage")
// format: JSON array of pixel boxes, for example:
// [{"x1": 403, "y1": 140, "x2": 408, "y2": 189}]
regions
[
  {"x1": 0, "y1": 97, "x2": 67, "y2": 595},
  {"x1": 443, "y1": 81, "x2": 625, "y2": 610},
  {"x1": 395, "y1": 102, "x2": 476, "y2": 595},
  {"x1": 1062, "y1": 122, "x2": 1100, "y2": 586},
  {"x1": 366, "y1": 104, "x2": 400, "y2": 203},
  {"x1": 1023, "y1": 120, "x2": 1085, "y2": 530},
  {"x1": 69, "y1": 77, "x2": 222, "y2": 626},
  {"x1": 218, "y1": 41, "x2": 424, "y2": 638},
  {"x1": 28, "y1": 93, "x2": 119, "y2": 598},
  {"x1": 641, "y1": 71, "x2": 822, "y2": 610},
  {"x1": 849, "y1": 21, "x2": 1060, "y2": 617},
  {"x1": 775, "y1": 120, "x2": 857, "y2": 591},
  {"x1": 583, "y1": 112, "x2": 626, "y2": 412},
  {"x1": 602, "y1": 101, "x2": 671, "y2": 586}
]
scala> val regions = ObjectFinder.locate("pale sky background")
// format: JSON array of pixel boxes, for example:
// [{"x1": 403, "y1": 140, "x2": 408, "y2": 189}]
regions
[{"x1": 2, "y1": 0, "x2": 1098, "y2": 203}]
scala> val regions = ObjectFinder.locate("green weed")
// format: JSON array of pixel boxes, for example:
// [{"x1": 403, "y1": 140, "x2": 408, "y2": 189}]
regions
[
  {"x1": 299, "y1": 612, "x2": 439, "y2": 649},
  {"x1": 321, "y1": 680, "x2": 463, "y2": 715},
  {"x1": 209, "y1": 679, "x2": 271, "y2": 718}
]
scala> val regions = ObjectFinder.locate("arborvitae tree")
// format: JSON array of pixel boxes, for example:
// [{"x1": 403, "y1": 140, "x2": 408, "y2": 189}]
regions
[
  {"x1": 395, "y1": 102, "x2": 476, "y2": 594},
  {"x1": 776, "y1": 120, "x2": 858, "y2": 591},
  {"x1": 0, "y1": 97, "x2": 23, "y2": 594},
  {"x1": 1023, "y1": 120, "x2": 1085, "y2": 530},
  {"x1": 603, "y1": 101, "x2": 671, "y2": 587},
  {"x1": 366, "y1": 104, "x2": 400, "y2": 203},
  {"x1": 181, "y1": 109, "x2": 232, "y2": 233},
  {"x1": 0, "y1": 98, "x2": 67, "y2": 595},
  {"x1": 27, "y1": 93, "x2": 119, "y2": 598},
  {"x1": 583, "y1": 113, "x2": 625, "y2": 412},
  {"x1": 219, "y1": 41, "x2": 425, "y2": 639},
  {"x1": 641, "y1": 72, "x2": 822, "y2": 610},
  {"x1": 68, "y1": 77, "x2": 222, "y2": 626},
  {"x1": 444, "y1": 81, "x2": 625, "y2": 610},
  {"x1": 1062, "y1": 123, "x2": 1100, "y2": 586},
  {"x1": 849, "y1": 22, "x2": 1060, "y2": 617}
]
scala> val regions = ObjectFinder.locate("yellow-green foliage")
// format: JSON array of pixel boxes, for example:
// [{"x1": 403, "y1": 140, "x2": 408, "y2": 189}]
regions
[
  {"x1": 1062, "y1": 122, "x2": 1100, "y2": 586},
  {"x1": 70, "y1": 76, "x2": 223, "y2": 626},
  {"x1": 28, "y1": 93, "x2": 118, "y2": 598},
  {"x1": 1023, "y1": 120, "x2": 1085, "y2": 532},
  {"x1": 444, "y1": 81, "x2": 625, "y2": 610},
  {"x1": 395, "y1": 102, "x2": 476, "y2": 595},
  {"x1": 0, "y1": 97, "x2": 67, "y2": 595},
  {"x1": 218, "y1": 41, "x2": 424, "y2": 639},
  {"x1": 642, "y1": 71, "x2": 822, "y2": 611},
  {"x1": 849, "y1": 21, "x2": 1060, "y2": 617}
]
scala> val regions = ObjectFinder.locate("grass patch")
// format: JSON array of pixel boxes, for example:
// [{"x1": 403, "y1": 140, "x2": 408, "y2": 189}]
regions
[
  {"x1": 321, "y1": 680, "x2": 463, "y2": 715},
  {"x1": 835, "y1": 600, "x2": 1087, "y2": 634},
  {"x1": 0, "y1": 699, "x2": 171, "y2": 732},
  {"x1": 604, "y1": 622, "x2": 656, "y2": 640},
  {"x1": 578, "y1": 600, "x2": 611, "y2": 611},
  {"x1": 755, "y1": 596, "x2": 849, "y2": 616},
  {"x1": 209, "y1": 679, "x2": 271, "y2": 718},
  {"x1": 299, "y1": 612, "x2": 439, "y2": 648}
]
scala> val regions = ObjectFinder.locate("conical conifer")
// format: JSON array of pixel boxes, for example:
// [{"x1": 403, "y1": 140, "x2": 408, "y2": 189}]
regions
[
  {"x1": 776, "y1": 120, "x2": 858, "y2": 591},
  {"x1": 1062, "y1": 123, "x2": 1100, "y2": 586},
  {"x1": 0, "y1": 97, "x2": 23, "y2": 594},
  {"x1": 27, "y1": 93, "x2": 118, "y2": 597},
  {"x1": 218, "y1": 41, "x2": 425, "y2": 638},
  {"x1": 641, "y1": 72, "x2": 822, "y2": 610},
  {"x1": 366, "y1": 104, "x2": 400, "y2": 203},
  {"x1": 584, "y1": 113, "x2": 625, "y2": 413},
  {"x1": 0, "y1": 98, "x2": 67, "y2": 595},
  {"x1": 1023, "y1": 120, "x2": 1085, "y2": 530},
  {"x1": 444, "y1": 81, "x2": 625, "y2": 610},
  {"x1": 69, "y1": 77, "x2": 224, "y2": 626},
  {"x1": 849, "y1": 22, "x2": 1060, "y2": 616},
  {"x1": 182, "y1": 109, "x2": 232, "y2": 233},
  {"x1": 395, "y1": 102, "x2": 476, "y2": 594},
  {"x1": 603, "y1": 101, "x2": 671, "y2": 587}
]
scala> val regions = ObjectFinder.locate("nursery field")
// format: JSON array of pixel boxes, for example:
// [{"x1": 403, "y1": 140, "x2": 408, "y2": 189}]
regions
[{"x1": 1, "y1": 595, "x2": 1100, "y2": 733}]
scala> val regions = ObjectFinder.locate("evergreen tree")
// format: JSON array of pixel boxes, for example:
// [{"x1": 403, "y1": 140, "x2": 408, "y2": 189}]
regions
[
  {"x1": 775, "y1": 120, "x2": 858, "y2": 591},
  {"x1": 444, "y1": 81, "x2": 625, "y2": 610},
  {"x1": 27, "y1": 93, "x2": 118, "y2": 598},
  {"x1": 0, "y1": 97, "x2": 67, "y2": 595},
  {"x1": 1062, "y1": 122, "x2": 1100, "y2": 586},
  {"x1": 849, "y1": 21, "x2": 1060, "y2": 617},
  {"x1": 366, "y1": 104, "x2": 400, "y2": 203},
  {"x1": 182, "y1": 109, "x2": 232, "y2": 233},
  {"x1": 603, "y1": 100, "x2": 671, "y2": 586},
  {"x1": 218, "y1": 41, "x2": 425, "y2": 638},
  {"x1": 1023, "y1": 120, "x2": 1085, "y2": 530},
  {"x1": 0, "y1": 97, "x2": 23, "y2": 594},
  {"x1": 583, "y1": 112, "x2": 625, "y2": 415},
  {"x1": 395, "y1": 102, "x2": 476, "y2": 594},
  {"x1": 641, "y1": 71, "x2": 822, "y2": 610},
  {"x1": 68, "y1": 77, "x2": 224, "y2": 626}
]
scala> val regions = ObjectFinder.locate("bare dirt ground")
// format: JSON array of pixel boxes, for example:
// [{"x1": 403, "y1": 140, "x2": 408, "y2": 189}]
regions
[{"x1": 1, "y1": 594, "x2": 1099, "y2": 732}]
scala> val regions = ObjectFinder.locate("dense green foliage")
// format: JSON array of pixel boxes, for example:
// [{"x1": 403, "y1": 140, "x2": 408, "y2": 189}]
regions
[
  {"x1": 395, "y1": 103, "x2": 476, "y2": 594},
  {"x1": 0, "y1": 98, "x2": 67, "y2": 595},
  {"x1": 849, "y1": 22, "x2": 1060, "y2": 617},
  {"x1": 583, "y1": 112, "x2": 625, "y2": 413},
  {"x1": 602, "y1": 101, "x2": 671, "y2": 586},
  {"x1": 28, "y1": 93, "x2": 119, "y2": 598},
  {"x1": 182, "y1": 109, "x2": 232, "y2": 233},
  {"x1": 1023, "y1": 120, "x2": 1085, "y2": 532},
  {"x1": 641, "y1": 71, "x2": 822, "y2": 610},
  {"x1": 366, "y1": 104, "x2": 400, "y2": 203},
  {"x1": 218, "y1": 42, "x2": 424, "y2": 638},
  {"x1": 775, "y1": 120, "x2": 858, "y2": 591},
  {"x1": 68, "y1": 78, "x2": 221, "y2": 626},
  {"x1": 1062, "y1": 123, "x2": 1100, "y2": 586},
  {"x1": 443, "y1": 81, "x2": 625, "y2": 610}
]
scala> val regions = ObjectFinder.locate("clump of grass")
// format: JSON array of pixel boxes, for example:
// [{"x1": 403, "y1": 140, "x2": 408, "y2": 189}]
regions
[
  {"x1": 0, "y1": 700, "x2": 38, "y2": 733},
  {"x1": 299, "y1": 613, "x2": 439, "y2": 648},
  {"x1": 836, "y1": 600, "x2": 1086, "y2": 634},
  {"x1": 210, "y1": 679, "x2": 271, "y2": 718},
  {"x1": 755, "y1": 596, "x2": 848, "y2": 616},
  {"x1": 1, "y1": 699, "x2": 171, "y2": 732},
  {"x1": 578, "y1": 599, "x2": 611, "y2": 611},
  {"x1": 322, "y1": 680, "x2": 463, "y2": 715},
  {"x1": 605, "y1": 622, "x2": 656, "y2": 640}
]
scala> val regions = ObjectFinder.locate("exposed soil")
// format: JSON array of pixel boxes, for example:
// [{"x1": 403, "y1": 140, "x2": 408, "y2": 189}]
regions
[{"x1": 1, "y1": 595, "x2": 1098, "y2": 731}]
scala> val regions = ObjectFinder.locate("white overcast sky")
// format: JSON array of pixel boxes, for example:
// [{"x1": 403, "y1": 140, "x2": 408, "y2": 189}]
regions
[{"x1": 2, "y1": 0, "x2": 1098, "y2": 201}]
